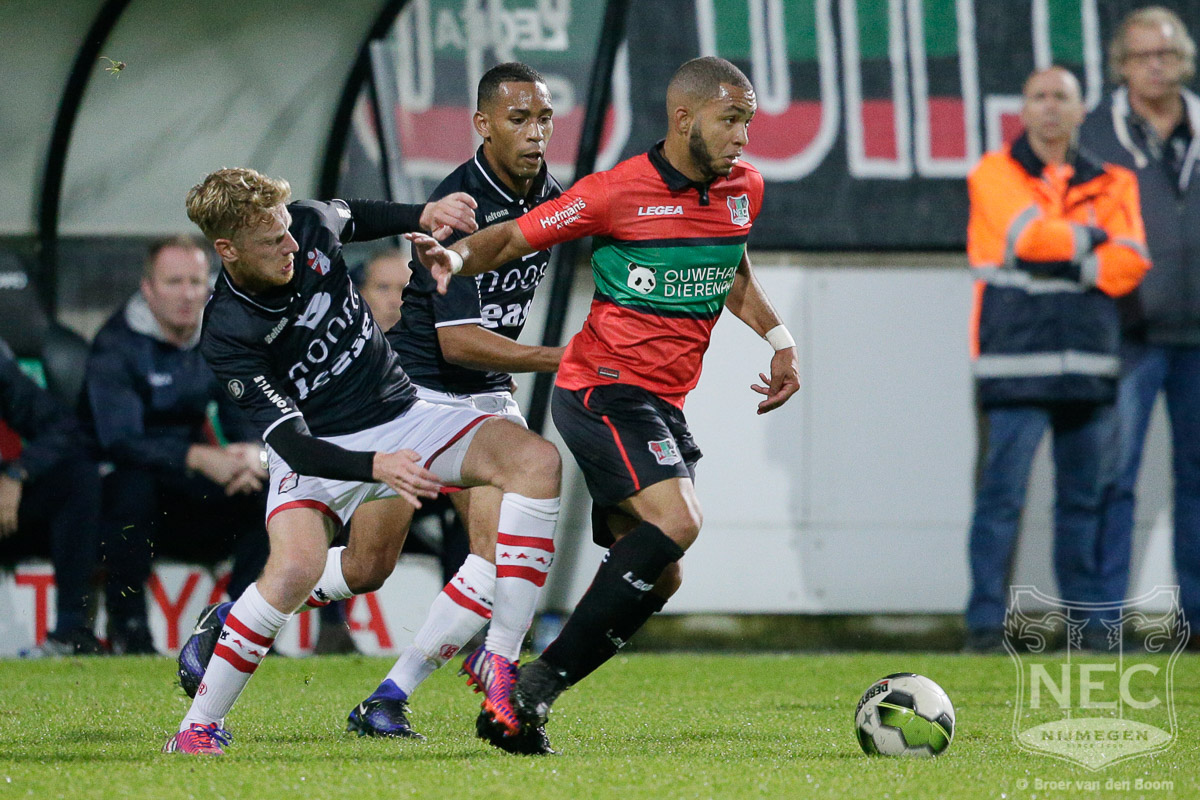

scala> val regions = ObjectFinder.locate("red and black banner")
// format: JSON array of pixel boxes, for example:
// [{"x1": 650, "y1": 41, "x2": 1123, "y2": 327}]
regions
[{"x1": 357, "y1": 0, "x2": 1200, "y2": 249}]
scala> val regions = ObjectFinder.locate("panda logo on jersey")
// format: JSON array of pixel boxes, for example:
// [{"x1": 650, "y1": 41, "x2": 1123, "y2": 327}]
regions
[{"x1": 626, "y1": 263, "x2": 656, "y2": 295}]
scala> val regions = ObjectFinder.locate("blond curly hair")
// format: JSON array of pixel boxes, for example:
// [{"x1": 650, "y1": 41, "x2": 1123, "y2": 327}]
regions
[{"x1": 185, "y1": 168, "x2": 292, "y2": 242}]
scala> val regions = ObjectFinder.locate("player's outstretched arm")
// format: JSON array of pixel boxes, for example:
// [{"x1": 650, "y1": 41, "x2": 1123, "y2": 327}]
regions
[
  {"x1": 345, "y1": 195, "x2": 477, "y2": 243},
  {"x1": 438, "y1": 324, "x2": 565, "y2": 373},
  {"x1": 405, "y1": 220, "x2": 535, "y2": 294},
  {"x1": 725, "y1": 252, "x2": 799, "y2": 415}
]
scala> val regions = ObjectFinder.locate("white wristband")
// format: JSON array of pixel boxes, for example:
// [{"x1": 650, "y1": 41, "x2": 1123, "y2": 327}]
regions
[
  {"x1": 446, "y1": 249, "x2": 464, "y2": 275},
  {"x1": 764, "y1": 324, "x2": 795, "y2": 351}
]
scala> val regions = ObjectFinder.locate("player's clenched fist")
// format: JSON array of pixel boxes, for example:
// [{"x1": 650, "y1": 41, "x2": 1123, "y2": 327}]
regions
[
  {"x1": 419, "y1": 191, "x2": 478, "y2": 241},
  {"x1": 372, "y1": 449, "x2": 443, "y2": 508}
]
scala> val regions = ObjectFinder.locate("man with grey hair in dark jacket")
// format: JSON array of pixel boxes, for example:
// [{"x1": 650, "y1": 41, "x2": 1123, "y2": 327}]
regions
[
  {"x1": 83, "y1": 236, "x2": 270, "y2": 654},
  {"x1": 1079, "y1": 5, "x2": 1200, "y2": 644}
]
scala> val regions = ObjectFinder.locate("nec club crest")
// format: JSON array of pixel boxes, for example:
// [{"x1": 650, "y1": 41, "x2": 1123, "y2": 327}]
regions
[
  {"x1": 648, "y1": 438, "x2": 682, "y2": 466},
  {"x1": 727, "y1": 194, "x2": 750, "y2": 226},
  {"x1": 307, "y1": 248, "x2": 331, "y2": 275}
]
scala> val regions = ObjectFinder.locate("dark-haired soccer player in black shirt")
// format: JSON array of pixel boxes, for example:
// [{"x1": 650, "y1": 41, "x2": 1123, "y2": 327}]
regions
[
  {"x1": 346, "y1": 62, "x2": 566, "y2": 754},
  {"x1": 163, "y1": 168, "x2": 562, "y2": 757}
]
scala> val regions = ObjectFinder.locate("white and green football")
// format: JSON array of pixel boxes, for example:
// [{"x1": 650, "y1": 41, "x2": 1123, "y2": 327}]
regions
[{"x1": 854, "y1": 672, "x2": 955, "y2": 757}]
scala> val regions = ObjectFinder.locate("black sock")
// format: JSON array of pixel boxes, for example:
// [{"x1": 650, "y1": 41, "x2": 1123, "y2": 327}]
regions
[
  {"x1": 541, "y1": 522, "x2": 683, "y2": 683},
  {"x1": 569, "y1": 591, "x2": 669, "y2": 684}
]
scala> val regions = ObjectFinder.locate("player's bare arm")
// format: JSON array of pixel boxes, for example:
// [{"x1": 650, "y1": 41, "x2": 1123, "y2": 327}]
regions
[
  {"x1": 419, "y1": 191, "x2": 479, "y2": 240},
  {"x1": 405, "y1": 219, "x2": 536, "y2": 294},
  {"x1": 437, "y1": 324, "x2": 565, "y2": 373},
  {"x1": 724, "y1": 251, "x2": 799, "y2": 414}
]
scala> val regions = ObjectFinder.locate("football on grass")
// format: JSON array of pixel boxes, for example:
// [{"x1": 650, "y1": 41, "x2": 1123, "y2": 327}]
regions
[{"x1": 854, "y1": 672, "x2": 955, "y2": 757}]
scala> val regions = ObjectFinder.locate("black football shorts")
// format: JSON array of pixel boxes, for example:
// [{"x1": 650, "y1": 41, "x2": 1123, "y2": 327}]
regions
[{"x1": 551, "y1": 384, "x2": 701, "y2": 545}]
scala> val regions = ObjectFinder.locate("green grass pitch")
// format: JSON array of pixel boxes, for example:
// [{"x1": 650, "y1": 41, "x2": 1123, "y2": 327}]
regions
[{"x1": 0, "y1": 652, "x2": 1195, "y2": 799}]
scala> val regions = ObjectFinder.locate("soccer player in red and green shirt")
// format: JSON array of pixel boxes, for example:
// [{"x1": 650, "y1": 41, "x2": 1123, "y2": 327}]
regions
[{"x1": 407, "y1": 56, "x2": 799, "y2": 741}]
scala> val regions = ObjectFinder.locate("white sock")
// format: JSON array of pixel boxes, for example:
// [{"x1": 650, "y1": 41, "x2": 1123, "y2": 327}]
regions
[
  {"x1": 182, "y1": 583, "x2": 291, "y2": 729},
  {"x1": 486, "y1": 494, "x2": 559, "y2": 660},
  {"x1": 384, "y1": 554, "x2": 495, "y2": 696},
  {"x1": 303, "y1": 546, "x2": 351, "y2": 610}
]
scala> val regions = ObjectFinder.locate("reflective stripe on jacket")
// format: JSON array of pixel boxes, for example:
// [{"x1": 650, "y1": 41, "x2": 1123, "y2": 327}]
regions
[{"x1": 967, "y1": 133, "x2": 1150, "y2": 406}]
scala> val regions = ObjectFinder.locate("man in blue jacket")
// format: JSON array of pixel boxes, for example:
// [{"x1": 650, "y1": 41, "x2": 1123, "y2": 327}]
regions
[
  {"x1": 0, "y1": 337, "x2": 103, "y2": 654},
  {"x1": 1080, "y1": 7, "x2": 1200, "y2": 643},
  {"x1": 83, "y1": 237, "x2": 269, "y2": 654}
]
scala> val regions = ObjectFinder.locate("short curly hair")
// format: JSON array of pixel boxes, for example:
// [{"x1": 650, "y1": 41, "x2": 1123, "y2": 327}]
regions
[
  {"x1": 668, "y1": 56, "x2": 753, "y2": 104},
  {"x1": 185, "y1": 167, "x2": 292, "y2": 242}
]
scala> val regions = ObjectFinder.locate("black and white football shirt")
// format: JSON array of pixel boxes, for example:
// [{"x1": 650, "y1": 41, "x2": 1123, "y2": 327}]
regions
[
  {"x1": 388, "y1": 146, "x2": 561, "y2": 394},
  {"x1": 200, "y1": 199, "x2": 416, "y2": 441}
]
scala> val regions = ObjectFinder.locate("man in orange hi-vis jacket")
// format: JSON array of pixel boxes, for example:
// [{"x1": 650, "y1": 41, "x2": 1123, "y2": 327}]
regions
[{"x1": 964, "y1": 66, "x2": 1151, "y2": 653}]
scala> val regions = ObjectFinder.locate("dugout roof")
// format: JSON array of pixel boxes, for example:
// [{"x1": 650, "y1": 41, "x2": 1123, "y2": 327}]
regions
[{"x1": 2, "y1": 0, "x2": 402, "y2": 238}]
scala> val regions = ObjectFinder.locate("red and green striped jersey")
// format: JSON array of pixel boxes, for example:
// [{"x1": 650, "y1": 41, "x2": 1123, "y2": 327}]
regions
[{"x1": 518, "y1": 144, "x2": 764, "y2": 407}]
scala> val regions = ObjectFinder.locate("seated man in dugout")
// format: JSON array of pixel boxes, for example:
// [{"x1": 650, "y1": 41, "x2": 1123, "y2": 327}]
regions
[
  {"x1": 83, "y1": 236, "x2": 270, "y2": 654},
  {"x1": 0, "y1": 336, "x2": 104, "y2": 655}
]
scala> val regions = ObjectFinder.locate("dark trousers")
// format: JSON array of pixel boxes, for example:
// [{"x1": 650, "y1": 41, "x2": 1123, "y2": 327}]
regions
[
  {"x1": 966, "y1": 402, "x2": 1118, "y2": 632},
  {"x1": 0, "y1": 457, "x2": 102, "y2": 632},
  {"x1": 102, "y1": 467, "x2": 268, "y2": 625},
  {"x1": 1099, "y1": 343, "x2": 1200, "y2": 619}
]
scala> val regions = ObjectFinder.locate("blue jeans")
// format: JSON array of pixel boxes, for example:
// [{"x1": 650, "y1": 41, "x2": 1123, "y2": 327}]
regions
[
  {"x1": 966, "y1": 403, "x2": 1117, "y2": 632},
  {"x1": 1097, "y1": 343, "x2": 1200, "y2": 619}
]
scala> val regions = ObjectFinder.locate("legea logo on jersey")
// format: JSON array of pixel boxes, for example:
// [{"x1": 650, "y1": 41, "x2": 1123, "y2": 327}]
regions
[
  {"x1": 307, "y1": 248, "x2": 331, "y2": 275},
  {"x1": 727, "y1": 194, "x2": 750, "y2": 226},
  {"x1": 637, "y1": 205, "x2": 683, "y2": 217}
]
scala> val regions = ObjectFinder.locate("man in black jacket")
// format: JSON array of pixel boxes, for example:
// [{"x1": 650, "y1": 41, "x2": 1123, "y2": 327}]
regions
[
  {"x1": 84, "y1": 237, "x2": 271, "y2": 654},
  {"x1": 1080, "y1": 7, "x2": 1200, "y2": 636},
  {"x1": 0, "y1": 337, "x2": 103, "y2": 654},
  {"x1": 348, "y1": 61, "x2": 564, "y2": 752}
]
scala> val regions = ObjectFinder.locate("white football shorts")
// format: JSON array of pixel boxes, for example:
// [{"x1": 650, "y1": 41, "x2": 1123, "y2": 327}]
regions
[
  {"x1": 264, "y1": 398, "x2": 495, "y2": 528},
  {"x1": 412, "y1": 384, "x2": 527, "y2": 428}
]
